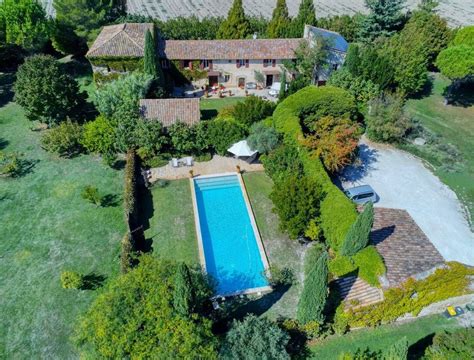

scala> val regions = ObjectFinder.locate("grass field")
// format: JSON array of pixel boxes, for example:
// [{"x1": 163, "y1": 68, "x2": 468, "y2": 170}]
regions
[
  {"x1": 405, "y1": 74, "x2": 474, "y2": 226},
  {"x1": 200, "y1": 97, "x2": 244, "y2": 120},
  {"x1": 143, "y1": 179, "x2": 199, "y2": 264},
  {"x1": 310, "y1": 315, "x2": 461, "y2": 359},
  {"x1": 0, "y1": 77, "x2": 125, "y2": 358}
]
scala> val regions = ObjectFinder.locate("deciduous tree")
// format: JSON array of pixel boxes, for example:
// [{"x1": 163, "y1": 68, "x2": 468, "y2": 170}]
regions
[
  {"x1": 221, "y1": 315, "x2": 290, "y2": 360},
  {"x1": 247, "y1": 122, "x2": 280, "y2": 154},
  {"x1": 14, "y1": 55, "x2": 85, "y2": 125}
]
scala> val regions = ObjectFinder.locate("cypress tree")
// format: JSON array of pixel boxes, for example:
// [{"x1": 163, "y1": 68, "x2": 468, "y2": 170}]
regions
[
  {"x1": 173, "y1": 262, "x2": 194, "y2": 316},
  {"x1": 290, "y1": 0, "x2": 317, "y2": 37},
  {"x1": 120, "y1": 233, "x2": 134, "y2": 274},
  {"x1": 340, "y1": 202, "x2": 374, "y2": 256},
  {"x1": 267, "y1": 0, "x2": 291, "y2": 38},
  {"x1": 279, "y1": 69, "x2": 287, "y2": 100},
  {"x1": 297, "y1": 248, "x2": 329, "y2": 324},
  {"x1": 217, "y1": 0, "x2": 250, "y2": 39},
  {"x1": 143, "y1": 29, "x2": 157, "y2": 77}
]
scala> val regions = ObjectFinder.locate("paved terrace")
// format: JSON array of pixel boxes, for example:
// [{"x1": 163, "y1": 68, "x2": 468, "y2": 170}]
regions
[
  {"x1": 149, "y1": 155, "x2": 263, "y2": 181},
  {"x1": 371, "y1": 208, "x2": 445, "y2": 288}
]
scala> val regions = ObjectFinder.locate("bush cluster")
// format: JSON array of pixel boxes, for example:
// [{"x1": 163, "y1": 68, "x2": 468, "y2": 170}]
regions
[
  {"x1": 61, "y1": 271, "x2": 83, "y2": 289},
  {"x1": 41, "y1": 120, "x2": 84, "y2": 158},
  {"x1": 340, "y1": 262, "x2": 474, "y2": 328},
  {"x1": 424, "y1": 327, "x2": 474, "y2": 359},
  {"x1": 272, "y1": 86, "x2": 358, "y2": 252}
]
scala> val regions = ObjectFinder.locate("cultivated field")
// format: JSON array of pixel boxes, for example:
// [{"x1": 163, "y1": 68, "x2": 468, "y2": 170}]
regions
[{"x1": 40, "y1": 0, "x2": 474, "y2": 27}]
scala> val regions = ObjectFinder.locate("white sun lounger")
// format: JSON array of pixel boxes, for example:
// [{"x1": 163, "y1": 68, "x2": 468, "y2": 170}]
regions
[{"x1": 171, "y1": 158, "x2": 179, "y2": 167}]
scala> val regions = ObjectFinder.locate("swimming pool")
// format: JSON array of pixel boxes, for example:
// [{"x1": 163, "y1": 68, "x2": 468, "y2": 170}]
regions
[{"x1": 191, "y1": 173, "x2": 270, "y2": 296}]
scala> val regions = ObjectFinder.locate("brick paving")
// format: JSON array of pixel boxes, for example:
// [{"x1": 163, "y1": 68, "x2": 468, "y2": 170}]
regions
[{"x1": 371, "y1": 208, "x2": 445, "y2": 288}]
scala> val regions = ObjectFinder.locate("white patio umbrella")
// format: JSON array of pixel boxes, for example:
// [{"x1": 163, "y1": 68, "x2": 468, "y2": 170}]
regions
[{"x1": 227, "y1": 140, "x2": 258, "y2": 157}]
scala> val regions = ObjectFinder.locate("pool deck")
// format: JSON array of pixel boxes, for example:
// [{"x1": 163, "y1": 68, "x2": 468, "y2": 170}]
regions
[
  {"x1": 150, "y1": 155, "x2": 263, "y2": 181},
  {"x1": 189, "y1": 172, "x2": 272, "y2": 298}
]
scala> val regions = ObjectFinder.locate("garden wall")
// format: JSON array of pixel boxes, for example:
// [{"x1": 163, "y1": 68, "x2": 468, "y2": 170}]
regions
[{"x1": 272, "y1": 86, "x2": 358, "y2": 251}]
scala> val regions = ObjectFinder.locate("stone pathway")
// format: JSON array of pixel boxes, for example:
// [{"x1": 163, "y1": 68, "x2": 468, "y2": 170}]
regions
[{"x1": 149, "y1": 155, "x2": 263, "y2": 181}]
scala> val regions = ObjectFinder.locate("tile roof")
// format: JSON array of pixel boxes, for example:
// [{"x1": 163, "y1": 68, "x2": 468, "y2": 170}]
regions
[
  {"x1": 159, "y1": 38, "x2": 303, "y2": 60},
  {"x1": 370, "y1": 208, "x2": 445, "y2": 288},
  {"x1": 86, "y1": 23, "x2": 154, "y2": 58},
  {"x1": 305, "y1": 25, "x2": 349, "y2": 53},
  {"x1": 139, "y1": 98, "x2": 201, "y2": 127}
]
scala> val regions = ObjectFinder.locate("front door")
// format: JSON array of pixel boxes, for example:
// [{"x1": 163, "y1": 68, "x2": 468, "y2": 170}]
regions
[
  {"x1": 238, "y1": 77, "x2": 245, "y2": 88},
  {"x1": 266, "y1": 74, "x2": 273, "y2": 87},
  {"x1": 208, "y1": 76, "x2": 219, "y2": 87}
]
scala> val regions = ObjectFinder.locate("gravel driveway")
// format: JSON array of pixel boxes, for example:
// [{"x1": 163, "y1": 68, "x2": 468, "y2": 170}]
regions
[{"x1": 340, "y1": 138, "x2": 474, "y2": 266}]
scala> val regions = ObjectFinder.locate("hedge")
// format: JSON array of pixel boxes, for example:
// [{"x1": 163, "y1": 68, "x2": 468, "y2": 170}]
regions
[
  {"x1": 339, "y1": 262, "x2": 474, "y2": 328},
  {"x1": 89, "y1": 56, "x2": 143, "y2": 72},
  {"x1": 124, "y1": 150, "x2": 140, "y2": 231},
  {"x1": 272, "y1": 86, "x2": 358, "y2": 251}
]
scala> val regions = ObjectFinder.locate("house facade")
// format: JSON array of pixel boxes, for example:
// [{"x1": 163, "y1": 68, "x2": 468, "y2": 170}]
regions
[{"x1": 86, "y1": 23, "x2": 348, "y2": 88}]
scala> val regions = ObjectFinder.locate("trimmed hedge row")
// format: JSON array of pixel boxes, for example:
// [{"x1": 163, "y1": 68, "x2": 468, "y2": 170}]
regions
[{"x1": 273, "y1": 86, "x2": 358, "y2": 251}]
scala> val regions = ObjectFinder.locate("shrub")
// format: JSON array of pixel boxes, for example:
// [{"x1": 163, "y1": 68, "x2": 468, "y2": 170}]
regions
[
  {"x1": 268, "y1": 266, "x2": 295, "y2": 287},
  {"x1": 41, "y1": 120, "x2": 83, "y2": 158},
  {"x1": 261, "y1": 142, "x2": 304, "y2": 182},
  {"x1": 123, "y1": 150, "x2": 138, "y2": 227},
  {"x1": 247, "y1": 121, "x2": 280, "y2": 154},
  {"x1": 297, "y1": 247, "x2": 329, "y2": 324},
  {"x1": 134, "y1": 119, "x2": 167, "y2": 161},
  {"x1": 352, "y1": 246, "x2": 385, "y2": 287},
  {"x1": 232, "y1": 95, "x2": 276, "y2": 128},
  {"x1": 14, "y1": 55, "x2": 86, "y2": 125},
  {"x1": 424, "y1": 327, "x2": 474, "y2": 360},
  {"x1": 206, "y1": 119, "x2": 247, "y2": 155},
  {"x1": 340, "y1": 202, "x2": 374, "y2": 256},
  {"x1": 221, "y1": 314, "x2": 290, "y2": 360},
  {"x1": 270, "y1": 174, "x2": 323, "y2": 239},
  {"x1": 272, "y1": 86, "x2": 358, "y2": 252},
  {"x1": 61, "y1": 271, "x2": 83, "y2": 289},
  {"x1": 366, "y1": 93, "x2": 412, "y2": 143},
  {"x1": 328, "y1": 256, "x2": 357, "y2": 277},
  {"x1": 75, "y1": 256, "x2": 217, "y2": 359},
  {"x1": 81, "y1": 116, "x2": 116, "y2": 158},
  {"x1": 0, "y1": 151, "x2": 23, "y2": 177},
  {"x1": 167, "y1": 122, "x2": 197, "y2": 155},
  {"x1": 346, "y1": 262, "x2": 474, "y2": 327},
  {"x1": 173, "y1": 263, "x2": 194, "y2": 316},
  {"x1": 81, "y1": 186, "x2": 103, "y2": 207}
]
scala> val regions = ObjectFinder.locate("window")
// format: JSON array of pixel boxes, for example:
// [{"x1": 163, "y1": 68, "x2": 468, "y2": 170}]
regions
[
  {"x1": 236, "y1": 59, "x2": 246, "y2": 68},
  {"x1": 161, "y1": 59, "x2": 170, "y2": 69},
  {"x1": 263, "y1": 59, "x2": 272, "y2": 67},
  {"x1": 224, "y1": 75, "x2": 230, "y2": 82},
  {"x1": 332, "y1": 63, "x2": 339, "y2": 71},
  {"x1": 357, "y1": 193, "x2": 374, "y2": 200},
  {"x1": 183, "y1": 60, "x2": 193, "y2": 69},
  {"x1": 201, "y1": 59, "x2": 212, "y2": 69}
]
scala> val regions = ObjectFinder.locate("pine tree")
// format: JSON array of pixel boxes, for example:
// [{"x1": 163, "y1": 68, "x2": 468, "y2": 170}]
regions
[
  {"x1": 173, "y1": 262, "x2": 194, "y2": 316},
  {"x1": 217, "y1": 0, "x2": 250, "y2": 39},
  {"x1": 279, "y1": 69, "x2": 287, "y2": 100},
  {"x1": 340, "y1": 202, "x2": 374, "y2": 256},
  {"x1": 267, "y1": 0, "x2": 291, "y2": 38},
  {"x1": 359, "y1": 0, "x2": 406, "y2": 41},
  {"x1": 143, "y1": 29, "x2": 157, "y2": 77},
  {"x1": 290, "y1": 0, "x2": 317, "y2": 37},
  {"x1": 297, "y1": 248, "x2": 329, "y2": 324}
]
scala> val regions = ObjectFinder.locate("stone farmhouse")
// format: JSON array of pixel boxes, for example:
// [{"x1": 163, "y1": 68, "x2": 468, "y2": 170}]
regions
[{"x1": 86, "y1": 23, "x2": 348, "y2": 88}]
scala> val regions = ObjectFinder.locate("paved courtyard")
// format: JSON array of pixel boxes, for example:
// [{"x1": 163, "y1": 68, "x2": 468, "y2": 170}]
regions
[
  {"x1": 149, "y1": 155, "x2": 263, "y2": 181},
  {"x1": 341, "y1": 138, "x2": 474, "y2": 266}
]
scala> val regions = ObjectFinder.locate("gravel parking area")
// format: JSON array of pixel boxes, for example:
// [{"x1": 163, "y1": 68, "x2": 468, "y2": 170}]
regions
[{"x1": 341, "y1": 138, "x2": 474, "y2": 266}]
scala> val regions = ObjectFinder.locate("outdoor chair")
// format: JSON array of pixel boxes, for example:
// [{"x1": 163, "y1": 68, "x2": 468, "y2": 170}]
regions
[
  {"x1": 171, "y1": 158, "x2": 179, "y2": 168},
  {"x1": 185, "y1": 157, "x2": 193, "y2": 166}
]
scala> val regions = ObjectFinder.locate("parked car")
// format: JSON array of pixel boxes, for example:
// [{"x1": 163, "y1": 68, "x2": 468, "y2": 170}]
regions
[
  {"x1": 344, "y1": 185, "x2": 377, "y2": 204},
  {"x1": 246, "y1": 82, "x2": 257, "y2": 90}
]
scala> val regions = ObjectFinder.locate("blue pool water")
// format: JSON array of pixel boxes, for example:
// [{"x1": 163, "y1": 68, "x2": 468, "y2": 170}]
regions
[{"x1": 194, "y1": 175, "x2": 269, "y2": 295}]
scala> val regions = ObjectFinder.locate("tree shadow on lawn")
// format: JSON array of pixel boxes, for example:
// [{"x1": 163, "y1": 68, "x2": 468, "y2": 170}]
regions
[
  {"x1": 0, "y1": 138, "x2": 9, "y2": 150},
  {"x1": 11, "y1": 158, "x2": 40, "y2": 178},
  {"x1": 443, "y1": 79, "x2": 474, "y2": 108},
  {"x1": 81, "y1": 273, "x2": 107, "y2": 290},
  {"x1": 407, "y1": 333, "x2": 436, "y2": 359},
  {"x1": 0, "y1": 72, "x2": 15, "y2": 107},
  {"x1": 100, "y1": 193, "x2": 121, "y2": 207}
]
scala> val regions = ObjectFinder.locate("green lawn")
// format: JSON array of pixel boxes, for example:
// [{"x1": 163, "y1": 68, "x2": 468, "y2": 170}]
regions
[
  {"x1": 200, "y1": 97, "x2": 244, "y2": 119},
  {"x1": 0, "y1": 90, "x2": 125, "y2": 357},
  {"x1": 143, "y1": 179, "x2": 199, "y2": 265},
  {"x1": 405, "y1": 74, "x2": 474, "y2": 226},
  {"x1": 310, "y1": 315, "x2": 461, "y2": 359}
]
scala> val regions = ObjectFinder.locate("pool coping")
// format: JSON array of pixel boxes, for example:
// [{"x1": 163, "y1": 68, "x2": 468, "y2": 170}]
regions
[{"x1": 189, "y1": 172, "x2": 272, "y2": 298}]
